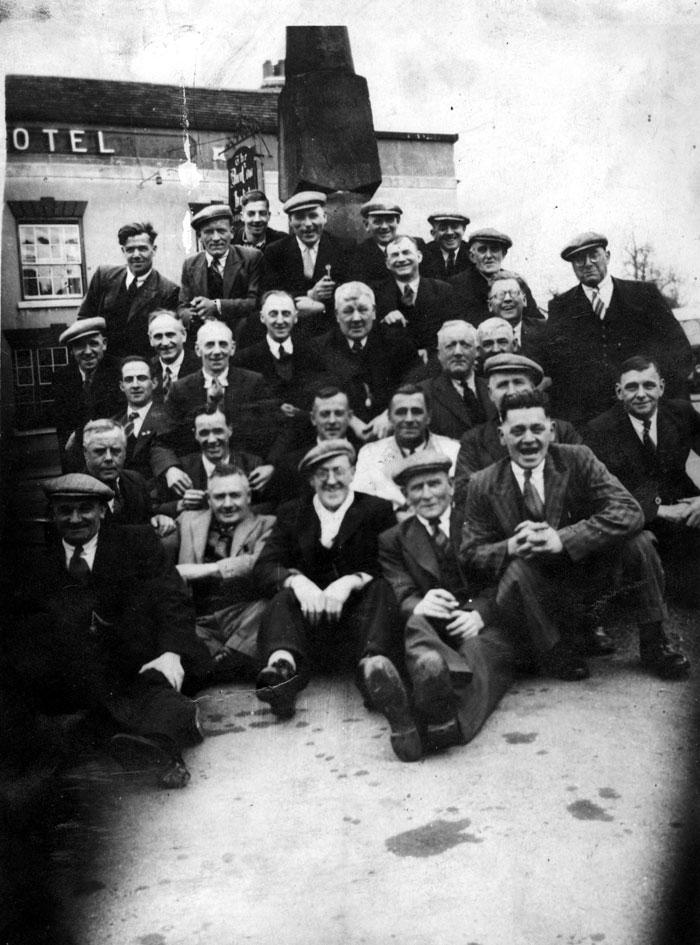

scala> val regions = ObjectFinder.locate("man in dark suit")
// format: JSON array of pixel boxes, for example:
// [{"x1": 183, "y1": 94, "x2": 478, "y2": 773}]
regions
[
  {"x1": 252, "y1": 440, "x2": 401, "y2": 723},
  {"x1": 378, "y1": 452, "x2": 515, "y2": 761},
  {"x1": 77, "y1": 222, "x2": 180, "y2": 361},
  {"x1": 373, "y1": 235, "x2": 459, "y2": 357},
  {"x1": 349, "y1": 200, "x2": 404, "y2": 285},
  {"x1": 51, "y1": 317, "x2": 123, "y2": 471},
  {"x1": 449, "y1": 229, "x2": 539, "y2": 327},
  {"x1": 535, "y1": 231, "x2": 693, "y2": 427},
  {"x1": 261, "y1": 191, "x2": 354, "y2": 337},
  {"x1": 486, "y1": 270, "x2": 546, "y2": 355},
  {"x1": 147, "y1": 310, "x2": 200, "y2": 401},
  {"x1": 178, "y1": 204, "x2": 263, "y2": 339},
  {"x1": 309, "y1": 281, "x2": 422, "y2": 438},
  {"x1": 585, "y1": 356, "x2": 700, "y2": 606},
  {"x1": 232, "y1": 189, "x2": 287, "y2": 251},
  {"x1": 420, "y1": 211, "x2": 471, "y2": 281},
  {"x1": 461, "y1": 389, "x2": 690, "y2": 681},
  {"x1": 417, "y1": 320, "x2": 490, "y2": 440},
  {"x1": 7, "y1": 474, "x2": 209, "y2": 788}
]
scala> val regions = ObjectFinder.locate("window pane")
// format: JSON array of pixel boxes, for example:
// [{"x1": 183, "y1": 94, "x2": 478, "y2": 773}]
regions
[
  {"x1": 15, "y1": 350, "x2": 31, "y2": 367},
  {"x1": 35, "y1": 227, "x2": 51, "y2": 261},
  {"x1": 54, "y1": 347, "x2": 68, "y2": 366},
  {"x1": 37, "y1": 348, "x2": 52, "y2": 366},
  {"x1": 38, "y1": 274, "x2": 53, "y2": 295},
  {"x1": 38, "y1": 365, "x2": 54, "y2": 385},
  {"x1": 18, "y1": 222, "x2": 84, "y2": 300},
  {"x1": 16, "y1": 367, "x2": 34, "y2": 386}
]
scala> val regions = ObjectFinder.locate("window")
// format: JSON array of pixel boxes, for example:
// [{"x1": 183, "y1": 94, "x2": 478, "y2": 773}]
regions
[
  {"x1": 18, "y1": 223, "x2": 84, "y2": 299},
  {"x1": 5, "y1": 328, "x2": 70, "y2": 430}
]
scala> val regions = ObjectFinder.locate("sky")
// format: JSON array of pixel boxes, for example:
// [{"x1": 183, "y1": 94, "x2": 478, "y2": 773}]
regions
[{"x1": 1, "y1": 0, "x2": 699, "y2": 304}]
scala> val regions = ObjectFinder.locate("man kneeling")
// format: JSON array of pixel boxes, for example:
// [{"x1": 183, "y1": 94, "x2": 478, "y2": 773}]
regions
[{"x1": 378, "y1": 452, "x2": 515, "y2": 761}]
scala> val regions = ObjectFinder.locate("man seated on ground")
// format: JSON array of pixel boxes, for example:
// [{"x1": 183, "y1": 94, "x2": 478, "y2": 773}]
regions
[
  {"x1": 7, "y1": 474, "x2": 210, "y2": 788},
  {"x1": 486, "y1": 270, "x2": 545, "y2": 356},
  {"x1": 176, "y1": 464, "x2": 275, "y2": 681},
  {"x1": 252, "y1": 440, "x2": 401, "y2": 720},
  {"x1": 82, "y1": 419, "x2": 175, "y2": 539},
  {"x1": 417, "y1": 320, "x2": 490, "y2": 440},
  {"x1": 310, "y1": 281, "x2": 422, "y2": 441},
  {"x1": 476, "y1": 317, "x2": 515, "y2": 371},
  {"x1": 148, "y1": 310, "x2": 200, "y2": 400},
  {"x1": 585, "y1": 356, "x2": 700, "y2": 607},
  {"x1": 420, "y1": 211, "x2": 471, "y2": 281},
  {"x1": 157, "y1": 405, "x2": 262, "y2": 518},
  {"x1": 353, "y1": 385, "x2": 460, "y2": 514},
  {"x1": 461, "y1": 389, "x2": 690, "y2": 681},
  {"x1": 449, "y1": 229, "x2": 539, "y2": 327},
  {"x1": 377, "y1": 452, "x2": 515, "y2": 762},
  {"x1": 373, "y1": 235, "x2": 459, "y2": 360}
]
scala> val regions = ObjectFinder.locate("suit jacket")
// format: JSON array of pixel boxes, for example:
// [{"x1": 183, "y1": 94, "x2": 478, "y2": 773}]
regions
[
  {"x1": 103, "y1": 469, "x2": 154, "y2": 526},
  {"x1": 461, "y1": 443, "x2": 644, "y2": 578},
  {"x1": 449, "y1": 266, "x2": 540, "y2": 328},
  {"x1": 418, "y1": 373, "x2": 492, "y2": 440},
  {"x1": 348, "y1": 238, "x2": 393, "y2": 285},
  {"x1": 150, "y1": 350, "x2": 201, "y2": 402},
  {"x1": 253, "y1": 491, "x2": 396, "y2": 596},
  {"x1": 177, "y1": 245, "x2": 263, "y2": 331},
  {"x1": 420, "y1": 241, "x2": 472, "y2": 281},
  {"x1": 177, "y1": 509, "x2": 275, "y2": 580},
  {"x1": 77, "y1": 265, "x2": 179, "y2": 361},
  {"x1": 353, "y1": 432, "x2": 460, "y2": 509},
  {"x1": 379, "y1": 509, "x2": 497, "y2": 625},
  {"x1": 538, "y1": 278, "x2": 693, "y2": 426},
  {"x1": 156, "y1": 449, "x2": 263, "y2": 518},
  {"x1": 232, "y1": 335, "x2": 326, "y2": 409},
  {"x1": 584, "y1": 400, "x2": 700, "y2": 523},
  {"x1": 372, "y1": 276, "x2": 459, "y2": 352},
  {"x1": 309, "y1": 325, "x2": 422, "y2": 422},
  {"x1": 261, "y1": 232, "x2": 355, "y2": 334},
  {"x1": 113, "y1": 402, "x2": 179, "y2": 481},
  {"x1": 51, "y1": 356, "x2": 123, "y2": 459},
  {"x1": 454, "y1": 417, "x2": 582, "y2": 507},
  {"x1": 13, "y1": 523, "x2": 205, "y2": 670}
]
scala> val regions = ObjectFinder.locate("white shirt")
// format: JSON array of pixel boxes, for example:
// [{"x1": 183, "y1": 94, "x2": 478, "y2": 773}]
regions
[
  {"x1": 125, "y1": 269, "x2": 152, "y2": 290},
  {"x1": 396, "y1": 276, "x2": 420, "y2": 301},
  {"x1": 510, "y1": 459, "x2": 546, "y2": 504},
  {"x1": 203, "y1": 368, "x2": 229, "y2": 390},
  {"x1": 266, "y1": 335, "x2": 294, "y2": 359},
  {"x1": 63, "y1": 532, "x2": 99, "y2": 570},
  {"x1": 313, "y1": 489, "x2": 355, "y2": 549},
  {"x1": 628, "y1": 411, "x2": 658, "y2": 446},
  {"x1": 201, "y1": 452, "x2": 231, "y2": 479},
  {"x1": 582, "y1": 273, "x2": 614, "y2": 311},
  {"x1": 451, "y1": 372, "x2": 477, "y2": 398},
  {"x1": 205, "y1": 250, "x2": 229, "y2": 271},
  {"x1": 296, "y1": 237, "x2": 319, "y2": 275},
  {"x1": 417, "y1": 506, "x2": 451, "y2": 540},
  {"x1": 124, "y1": 403, "x2": 151, "y2": 438},
  {"x1": 346, "y1": 336, "x2": 368, "y2": 351},
  {"x1": 160, "y1": 350, "x2": 185, "y2": 381}
]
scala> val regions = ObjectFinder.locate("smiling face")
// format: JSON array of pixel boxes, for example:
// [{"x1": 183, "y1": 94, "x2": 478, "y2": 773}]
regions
[
  {"x1": 259, "y1": 292, "x2": 298, "y2": 342},
  {"x1": 311, "y1": 393, "x2": 351, "y2": 441},
  {"x1": 241, "y1": 200, "x2": 271, "y2": 241},
  {"x1": 193, "y1": 410, "x2": 232, "y2": 462},
  {"x1": 403, "y1": 470, "x2": 453, "y2": 521},
  {"x1": 288, "y1": 206, "x2": 326, "y2": 247},
  {"x1": 148, "y1": 313, "x2": 186, "y2": 364},
  {"x1": 83, "y1": 431, "x2": 125, "y2": 483},
  {"x1": 486, "y1": 371, "x2": 534, "y2": 409},
  {"x1": 198, "y1": 219, "x2": 234, "y2": 258},
  {"x1": 431, "y1": 219, "x2": 466, "y2": 253},
  {"x1": 51, "y1": 497, "x2": 105, "y2": 546},
  {"x1": 469, "y1": 240, "x2": 505, "y2": 276},
  {"x1": 385, "y1": 237, "x2": 422, "y2": 282},
  {"x1": 389, "y1": 392, "x2": 430, "y2": 449},
  {"x1": 208, "y1": 472, "x2": 251, "y2": 528},
  {"x1": 498, "y1": 406, "x2": 555, "y2": 469},
  {"x1": 477, "y1": 320, "x2": 515, "y2": 359},
  {"x1": 616, "y1": 365, "x2": 664, "y2": 419},
  {"x1": 570, "y1": 246, "x2": 610, "y2": 287},
  {"x1": 195, "y1": 322, "x2": 234, "y2": 375},
  {"x1": 488, "y1": 277, "x2": 526, "y2": 323},
  {"x1": 120, "y1": 360, "x2": 155, "y2": 408},
  {"x1": 309, "y1": 454, "x2": 355, "y2": 511},
  {"x1": 71, "y1": 333, "x2": 107, "y2": 373},
  {"x1": 363, "y1": 213, "x2": 400, "y2": 247},
  {"x1": 335, "y1": 289, "x2": 376, "y2": 340},
  {"x1": 121, "y1": 232, "x2": 156, "y2": 276}
]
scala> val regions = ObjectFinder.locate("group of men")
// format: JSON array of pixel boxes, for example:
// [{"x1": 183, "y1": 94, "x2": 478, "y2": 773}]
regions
[{"x1": 8, "y1": 192, "x2": 698, "y2": 788}]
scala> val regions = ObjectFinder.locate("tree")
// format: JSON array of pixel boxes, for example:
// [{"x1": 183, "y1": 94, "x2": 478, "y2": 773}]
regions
[{"x1": 623, "y1": 237, "x2": 683, "y2": 308}]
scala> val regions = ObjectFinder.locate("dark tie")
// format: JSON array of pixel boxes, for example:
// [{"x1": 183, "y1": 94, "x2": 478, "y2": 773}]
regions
[
  {"x1": 642, "y1": 419, "x2": 656, "y2": 456},
  {"x1": 127, "y1": 278, "x2": 139, "y2": 301},
  {"x1": 461, "y1": 383, "x2": 486, "y2": 424},
  {"x1": 429, "y1": 520, "x2": 450, "y2": 554},
  {"x1": 207, "y1": 523, "x2": 235, "y2": 561},
  {"x1": 522, "y1": 469, "x2": 545, "y2": 521},
  {"x1": 445, "y1": 250, "x2": 456, "y2": 279},
  {"x1": 208, "y1": 259, "x2": 224, "y2": 298},
  {"x1": 162, "y1": 366, "x2": 173, "y2": 394},
  {"x1": 112, "y1": 480, "x2": 123, "y2": 517},
  {"x1": 402, "y1": 284, "x2": 415, "y2": 307},
  {"x1": 351, "y1": 340, "x2": 363, "y2": 355},
  {"x1": 123, "y1": 411, "x2": 139, "y2": 439},
  {"x1": 208, "y1": 376, "x2": 225, "y2": 405},
  {"x1": 68, "y1": 543, "x2": 90, "y2": 584}
]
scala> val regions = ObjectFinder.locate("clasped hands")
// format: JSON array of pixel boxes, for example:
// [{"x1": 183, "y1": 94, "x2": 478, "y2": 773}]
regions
[
  {"x1": 288, "y1": 573, "x2": 365, "y2": 625},
  {"x1": 507, "y1": 520, "x2": 563, "y2": 559},
  {"x1": 414, "y1": 588, "x2": 484, "y2": 641}
]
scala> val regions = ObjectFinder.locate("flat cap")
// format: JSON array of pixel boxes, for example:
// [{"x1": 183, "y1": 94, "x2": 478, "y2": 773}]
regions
[
  {"x1": 283, "y1": 191, "x2": 327, "y2": 215},
  {"x1": 482, "y1": 352, "x2": 544, "y2": 385},
  {"x1": 560, "y1": 231, "x2": 608, "y2": 261},
  {"x1": 392, "y1": 450, "x2": 452, "y2": 486},
  {"x1": 467, "y1": 228, "x2": 513, "y2": 249},
  {"x1": 59, "y1": 317, "x2": 106, "y2": 346},
  {"x1": 43, "y1": 473, "x2": 114, "y2": 501},
  {"x1": 361, "y1": 200, "x2": 403, "y2": 218},
  {"x1": 428, "y1": 211, "x2": 470, "y2": 226},
  {"x1": 190, "y1": 204, "x2": 234, "y2": 230},
  {"x1": 298, "y1": 438, "x2": 356, "y2": 474}
]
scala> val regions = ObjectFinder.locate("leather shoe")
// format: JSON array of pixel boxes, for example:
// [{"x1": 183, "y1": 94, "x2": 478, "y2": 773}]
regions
[
  {"x1": 542, "y1": 642, "x2": 590, "y2": 681},
  {"x1": 360, "y1": 655, "x2": 423, "y2": 762},
  {"x1": 256, "y1": 659, "x2": 302, "y2": 719},
  {"x1": 108, "y1": 733, "x2": 191, "y2": 789},
  {"x1": 578, "y1": 625, "x2": 616, "y2": 656},
  {"x1": 640, "y1": 640, "x2": 690, "y2": 680},
  {"x1": 411, "y1": 651, "x2": 463, "y2": 752}
]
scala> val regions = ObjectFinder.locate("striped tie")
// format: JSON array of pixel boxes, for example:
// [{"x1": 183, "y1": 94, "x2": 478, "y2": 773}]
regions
[{"x1": 591, "y1": 288, "x2": 605, "y2": 320}]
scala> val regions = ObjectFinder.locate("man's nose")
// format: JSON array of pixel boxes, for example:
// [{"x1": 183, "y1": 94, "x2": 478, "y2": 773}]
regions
[{"x1": 69, "y1": 508, "x2": 82, "y2": 523}]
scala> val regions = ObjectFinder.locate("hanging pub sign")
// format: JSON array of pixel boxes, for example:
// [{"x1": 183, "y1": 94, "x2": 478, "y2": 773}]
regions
[{"x1": 227, "y1": 146, "x2": 259, "y2": 212}]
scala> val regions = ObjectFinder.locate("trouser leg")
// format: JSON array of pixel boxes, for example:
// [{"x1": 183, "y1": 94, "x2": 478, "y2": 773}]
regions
[
  {"x1": 496, "y1": 559, "x2": 563, "y2": 656},
  {"x1": 453, "y1": 629, "x2": 515, "y2": 743},
  {"x1": 617, "y1": 531, "x2": 668, "y2": 624},
  {"x1": 257, "y1": 587, "x2": 312, "y2": 685}
]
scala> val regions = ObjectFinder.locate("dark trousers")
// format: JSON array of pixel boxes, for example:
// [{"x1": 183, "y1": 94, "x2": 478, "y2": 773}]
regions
[
  {"x1": 651, "y1": 520, "x2": 700, "y2": 607},
  {"x1": 496, "y1": 530, "x2": 668, "y2": 658},
  {"x1": 404, "y1": 614, "x2": 515, "y2": 743},
  {"x1": 257, "y1": 577, "x2": 401, "y2": 684}
]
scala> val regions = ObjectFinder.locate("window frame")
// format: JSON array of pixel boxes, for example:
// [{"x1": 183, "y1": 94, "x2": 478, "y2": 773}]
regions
[{"x1": 16, "y1": 216, "x2": 87, "y2": 302}]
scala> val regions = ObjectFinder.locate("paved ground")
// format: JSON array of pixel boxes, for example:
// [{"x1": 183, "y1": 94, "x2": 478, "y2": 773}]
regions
[{"x1": 44, "y1": 607, "x2": 698, "y2": 945}]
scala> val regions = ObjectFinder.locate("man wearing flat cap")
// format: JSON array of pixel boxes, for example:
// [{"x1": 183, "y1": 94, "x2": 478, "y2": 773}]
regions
[
  {"x1": 377, "y1": 451, "x2": 516, "y2": 761},
  {"x1": 532, "y1": 231, "x2": 693, "y2": 428},
  {"x1": 51, "y1": 317, "x2": 123, "y2": 472},
  {"x1": 5, "y1": 474, "x2": 211, "y2": 788},
  {"x1": 178, "y1": 204, "x2": 263, "y2": 338},
  {"x1": 448, "y1": 228, "x2": 540, "y2": 327},
  {"x1": 77, "y1": 221, "x2": 180, "y2": 362},
  {"x1": 420, "y1": 212, "x2": 472, "y2": 281},
  {"x1": 252, "y1": 439, "x2": 402, "y2": 722},
  {"x1": 261, "y1": 191, "x2": 354, "y2": 338}
]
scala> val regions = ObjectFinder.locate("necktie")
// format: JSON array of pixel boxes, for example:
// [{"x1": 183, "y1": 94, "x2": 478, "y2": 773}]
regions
[
  {"x1": 461, "y1": 382, "x2": 485, "y2": 424},
  {"x1": 208, "y1": 259, "x2": 224, "y2": 297},
  {"x1": 591, "y1": 288, "x2": 605, "y2": 320},
  {"x1": 278, "y1": 344, "x2": 290, "y2": 360},
  {"x1": 351, "y1": 340, "x2": 363, "y2": 355},
  {"x1": 68, "y1": 543, "x2": 90, "y2": 584},
  {"x1": 522, "y1": 469, "x2": 545, "y2": 521},
  {"x1": 402, "y1": 284, "x2": 415, "y2": 307},
  {"x1": 429, "y1": 520, "x2": 450, "y2": 555},
  {"x1": 123, "y1": 411, "x2": 139, "y2": 439},
  {"x1": 112, "y1": 480, "x2": 123, "y2": 517},
  {"x1": 208, "y1": 375, "x2": 225, "y2": 404},
  {"x1": 127, "y1": 278, "x2": 139, "y2": 300},
  {"x1": 642, "y1": 419, "x2": 656, "y2": 456},
  {"x1": 445, "y1": 250, "x2": 456, "y2": 279},
  {"x1": 209, "y1": 523, "x2": 234, "y2": 560},
  {"x1": 302, "y1": 247, "x2": 315, "y2": 280},
  {"x1": 162, "y1": 366, "x2": 172, "y2": 394}
]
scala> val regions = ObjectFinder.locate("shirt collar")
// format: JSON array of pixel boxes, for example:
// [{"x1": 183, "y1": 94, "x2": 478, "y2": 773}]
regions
[
  {"x1": 201, "y1": 452, "x2": 231, "y2": 478},
  {"x1": 126, "y1": 403, "x2": 150, "y2": 420},
  {"x1": 346, "y1": 336, "x2": 368, "y2": 350},
  {"x1": 205, "y1": 250, "x2": 229, "y2": 269},
  {"x1": 396, "y1": 434, "x2": 430, "y2": 458},
  {"x1": 62, "y1": 530, "x2": 99, "y2": 564},
  {"x1": 125, "y1": 268, "x2": 152, "y2": 289},
  {"x1": 416, "y1": 505, "x2": 451, "y2": 536},
  {"x1": 582, "y1": 273, "x2": 613, "y2": 307},
  {"x1": 628, "y1": 410, "x2": 658, "y2": 438},
  {"x1": 202, "y1": 367, "x2": 229, "y2": 387},
  {"x1": 266, "y1": 335, "x2": 294, "y2": 358},
  {"x1": 161, "y1": 351, "x2": 185, "y2": 375},
  {"x1": 396, "y1": 276, "x2": 420, "y2": 296},
  {"x1": 296, "y1": 236, "x2": 320, "y2": 254},
  {"x1": 510, "y1": 458, "x2": 546, "y2": 490},
  {"x1": 313, "y1": 488, "x2": 355, "y2": 523}
]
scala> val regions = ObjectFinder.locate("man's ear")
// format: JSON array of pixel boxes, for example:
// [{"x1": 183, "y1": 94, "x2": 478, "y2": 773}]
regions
[
  {"x1": 497, "y1": 424, "x2": 507, "y2": 446},
  {"x1": 615, "y1": 382, "x2": 623, "y2": 402}
]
